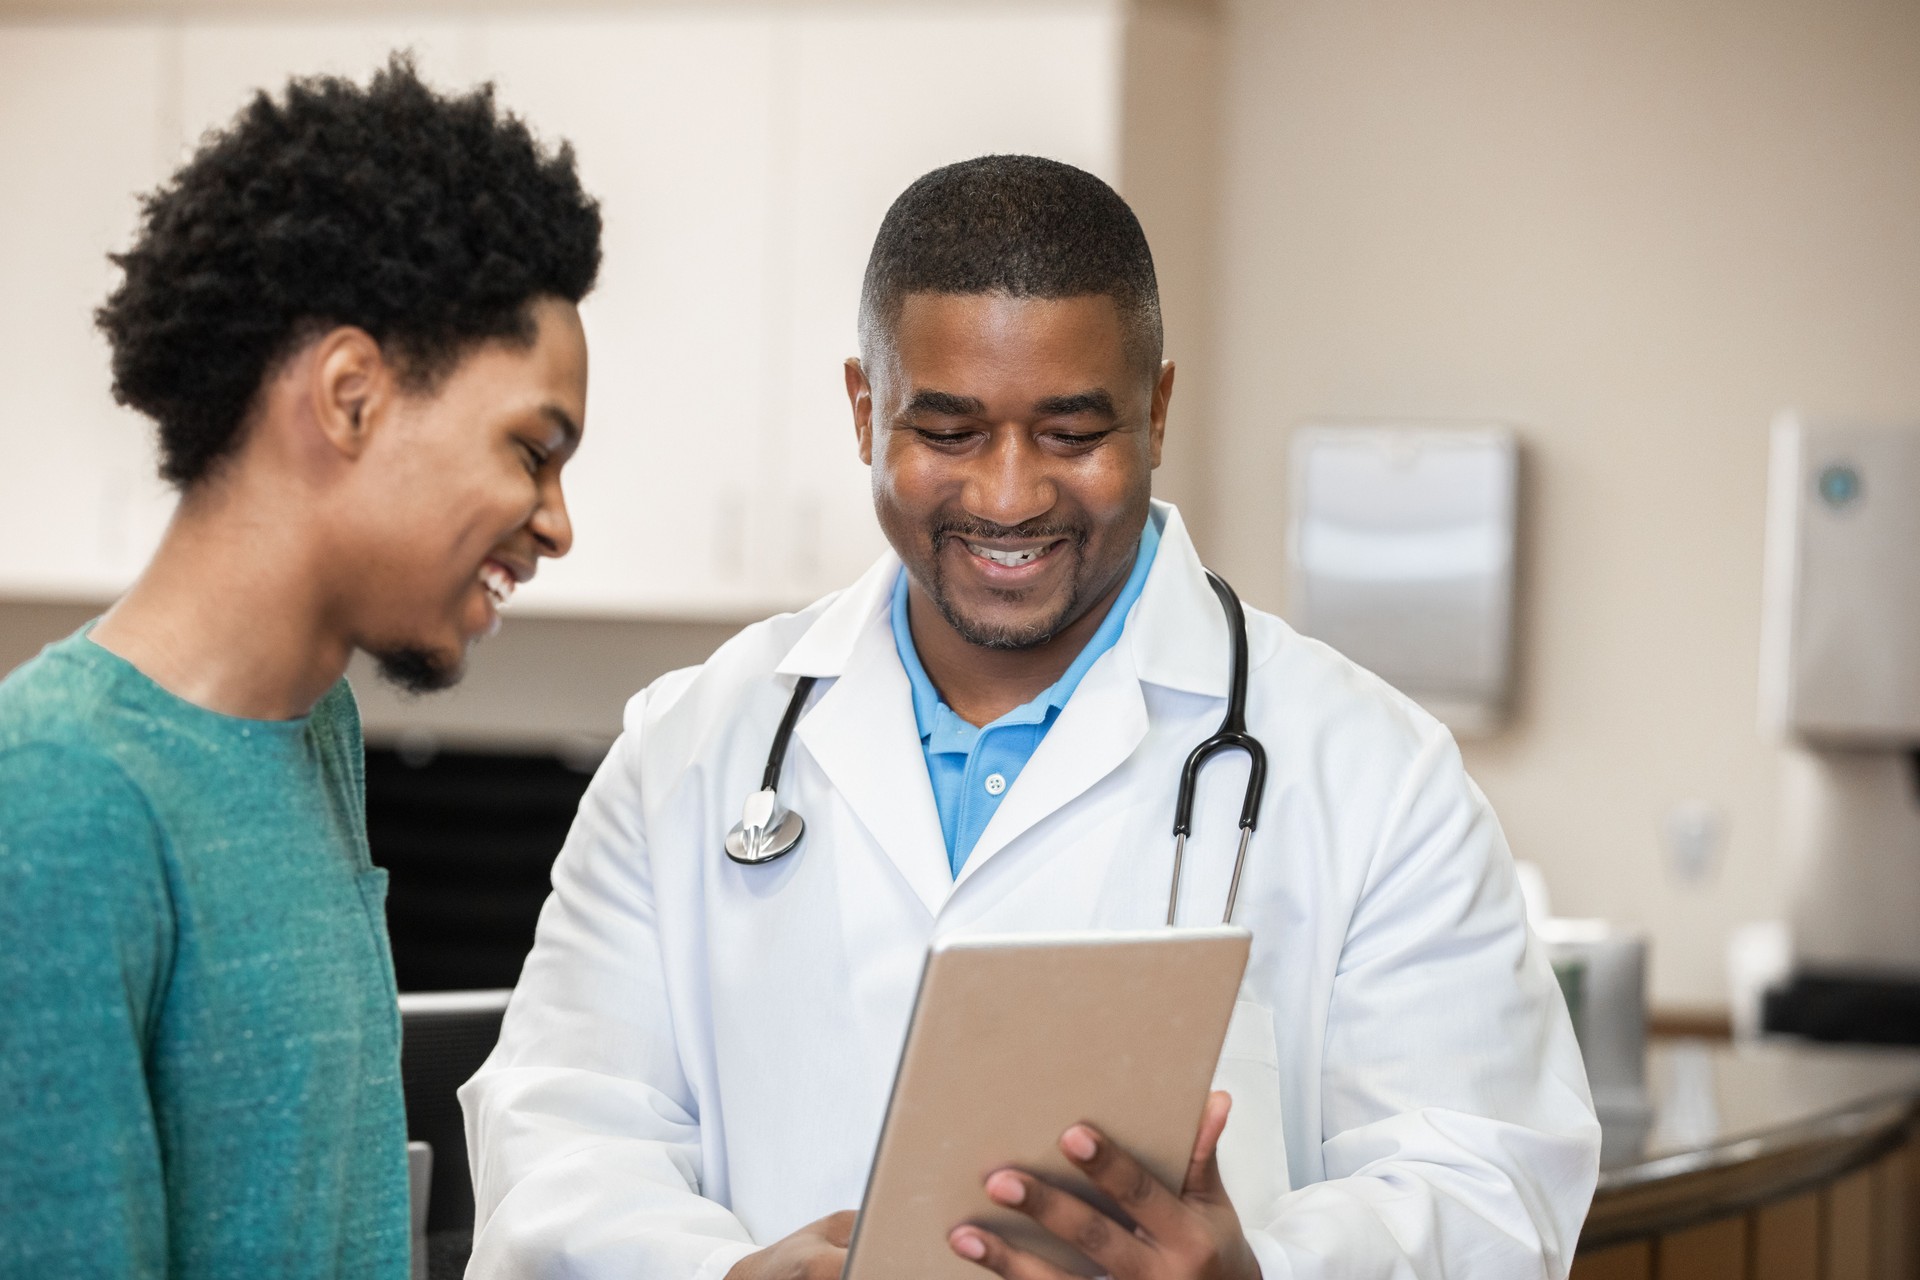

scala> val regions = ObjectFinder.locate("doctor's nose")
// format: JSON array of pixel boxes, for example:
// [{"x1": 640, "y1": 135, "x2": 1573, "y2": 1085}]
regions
[{"x1": 961, "y1": 430, "x2": 1058, "y2": 529}]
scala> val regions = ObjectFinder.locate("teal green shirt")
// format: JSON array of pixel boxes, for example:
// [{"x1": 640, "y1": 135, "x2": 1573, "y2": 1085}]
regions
[{"x1": 0, "y1": 630, "x2": 409, "y2": 1279}]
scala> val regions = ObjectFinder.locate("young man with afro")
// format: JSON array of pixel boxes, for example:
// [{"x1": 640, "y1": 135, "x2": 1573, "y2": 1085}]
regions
[{"x1": 0, "y1": 56, "x2": 600, "y2": 1277}]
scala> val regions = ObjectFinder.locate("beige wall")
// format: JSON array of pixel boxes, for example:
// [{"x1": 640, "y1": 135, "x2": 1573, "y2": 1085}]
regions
[
  {"x1": 1120, "y1": 1, "x2": 1222, "y2": 541},
  {"x1": 1201, "y1": 0, "x2": 1920, "y2": 1007}
]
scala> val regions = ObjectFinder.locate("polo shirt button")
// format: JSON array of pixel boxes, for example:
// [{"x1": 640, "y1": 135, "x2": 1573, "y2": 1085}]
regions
[{"x1": 984, "y1": 772, "x2": 1007, "y2": 796}]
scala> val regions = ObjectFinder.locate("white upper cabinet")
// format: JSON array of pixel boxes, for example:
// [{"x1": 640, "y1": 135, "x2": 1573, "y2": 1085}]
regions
[
  {"x1": 2, "y1": 3, "x2": 1136, "y2": 617},
  {"x1": 476, "y1": 14, "x2": 780, "y2": 616},
  {"x1": 0, "y1": 23, "x2": 174, "y2": 599}
]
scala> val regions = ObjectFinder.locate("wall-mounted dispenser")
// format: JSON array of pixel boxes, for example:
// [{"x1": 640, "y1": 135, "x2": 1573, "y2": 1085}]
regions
[
  {"x1": 1286, "y1": 423, "x2": 1518, "y2": 736},
  {"x1": 1759, "y1": 412, "x2": 1920, "y2": 1043},
  {"x1": 1761, "y1": 413, "x2": 1920, "y2": 743}
]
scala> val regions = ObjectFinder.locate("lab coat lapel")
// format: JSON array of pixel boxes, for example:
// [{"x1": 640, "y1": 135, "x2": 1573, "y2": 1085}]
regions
[
  {"x1": 784, "y1": 565, "x2": 952, "y2": 918},
  {"x1": 955, "y1": 648, "x2": 1148, "y2": 882}
]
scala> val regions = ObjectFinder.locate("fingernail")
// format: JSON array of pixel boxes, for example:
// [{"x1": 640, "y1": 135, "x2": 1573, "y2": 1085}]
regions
[
  {"x1": 952, "y1": 1230, "x2": 987, "y2": 1260},
  {"x1": 985, "y1": 1171, "x2": 1026, "y2": 1205},
  {"x1": 1062, "y1": 1127, "x2": 1098, "y2": 1161}
]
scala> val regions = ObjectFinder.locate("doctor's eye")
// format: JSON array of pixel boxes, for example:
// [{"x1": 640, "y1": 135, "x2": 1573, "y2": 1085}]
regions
[
  {"x1": 1047, "y1": 429, "x2": 1113, "y2": 450},
  {"x1": 910, "y1": 427, "x2": 980, "y2": 449},
  {"x1": 515, "y1": 439, "x2": 550, "y2": 473}
]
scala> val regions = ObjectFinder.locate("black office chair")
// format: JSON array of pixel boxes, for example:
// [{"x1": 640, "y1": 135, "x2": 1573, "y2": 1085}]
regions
[{"x1": 399, "y1": 988, "x2": 512, "y2": 1273}]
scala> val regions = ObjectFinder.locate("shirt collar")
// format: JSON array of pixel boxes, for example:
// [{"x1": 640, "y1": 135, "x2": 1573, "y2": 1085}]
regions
[{"x1": 889, "y1": 512, "x2": 1163, "y2": 743}]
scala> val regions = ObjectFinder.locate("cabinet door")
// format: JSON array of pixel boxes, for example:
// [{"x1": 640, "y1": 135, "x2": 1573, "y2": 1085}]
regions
[
  {"x1": 477, "y1": 13, "x2": 779, "y2": 617},
  {"x1": 764, "y1": 9, "x2": 1124, "y2": 605},
  {"x1": 0, "y1": 22, "x2": 174, "y2": 598}
]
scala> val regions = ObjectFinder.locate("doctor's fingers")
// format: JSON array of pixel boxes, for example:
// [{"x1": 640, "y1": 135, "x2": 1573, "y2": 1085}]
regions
[
  {"x1": 973, "y1": 1170, "x2": 1153, "y2": 1276},
  {"x1": 949, "y1": 1225, "x2": 1094, "y2": 1280},
  {"x1": 1056, "y1": 1123, "x2": 1192, "y2": 1242}
]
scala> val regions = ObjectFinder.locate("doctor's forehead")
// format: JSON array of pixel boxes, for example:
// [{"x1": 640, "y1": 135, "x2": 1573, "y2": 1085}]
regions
[{"x1": 883, "y1": 292, "x2": 1137, "y2": 399}]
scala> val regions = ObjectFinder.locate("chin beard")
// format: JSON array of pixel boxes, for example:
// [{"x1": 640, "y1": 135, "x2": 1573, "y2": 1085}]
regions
[
  {"x1": 925, "y1": 525, "x2": 1091, "y2": 652},
  {"x1": 928, "y1": 583, "x2": 1085, "y2": 651},
  {"x1": 371, "y1": 645, "x2": 464, "y2": 695}
]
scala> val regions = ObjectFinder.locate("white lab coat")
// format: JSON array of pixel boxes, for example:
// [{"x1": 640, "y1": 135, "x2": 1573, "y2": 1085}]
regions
[{"x1": 460, "y1": 503, "x2": 1600, "y2": 1280}]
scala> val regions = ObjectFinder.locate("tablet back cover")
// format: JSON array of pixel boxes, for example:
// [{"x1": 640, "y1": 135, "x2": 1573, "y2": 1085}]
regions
[{"x1": 843, "y1": 926, "x2": 1251, "y2": 1280}]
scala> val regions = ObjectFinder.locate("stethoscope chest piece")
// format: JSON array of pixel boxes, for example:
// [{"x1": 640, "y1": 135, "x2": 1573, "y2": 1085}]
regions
[{"x1": 725, "y1": 787, "x2": 807, "y2": 864}]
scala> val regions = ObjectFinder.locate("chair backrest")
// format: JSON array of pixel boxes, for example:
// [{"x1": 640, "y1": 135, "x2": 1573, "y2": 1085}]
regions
[
  {"x1": 406, "y1": 1141, "x2": 432, "y2": 1280},
  {"x1": 399, "y1": 989, "x2": 512, "y2": 1235}
]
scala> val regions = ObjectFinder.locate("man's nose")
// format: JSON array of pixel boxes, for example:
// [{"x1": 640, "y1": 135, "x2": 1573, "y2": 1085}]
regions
[
  {"x1": 961, "y1": 429, "x2": 1056, "y2": 529},
  {"x1": 531, "y1": 477, "x2": 574, "y2": 558}
]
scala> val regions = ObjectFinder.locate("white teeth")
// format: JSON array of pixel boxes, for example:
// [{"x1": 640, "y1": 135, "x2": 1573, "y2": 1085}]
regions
[
  {"x1": 967, "y1": 542, "x2": 1046, "y2": 567},
  {"x1": 480, "y1": 563, "x2": 516, "y2": 608}
]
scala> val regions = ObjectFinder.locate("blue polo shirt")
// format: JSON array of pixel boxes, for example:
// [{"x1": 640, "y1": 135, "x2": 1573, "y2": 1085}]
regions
[{"x1": 891, "y1": 515, "x2": 1161, "y2": 875}]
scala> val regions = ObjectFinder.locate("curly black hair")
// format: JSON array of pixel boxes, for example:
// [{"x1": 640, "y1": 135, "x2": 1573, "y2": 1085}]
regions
[
  {"x1": 97, "y1": 53, "x2": 602, "y2": 487},
  {"x1": 859, "y1": 155, "x2": 1161, "y2": 373}
]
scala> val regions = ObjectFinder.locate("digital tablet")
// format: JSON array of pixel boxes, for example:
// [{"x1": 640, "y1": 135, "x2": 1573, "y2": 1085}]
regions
[{"x1": 843, "y1": 926, "x2": 1252, "y2": 1280}]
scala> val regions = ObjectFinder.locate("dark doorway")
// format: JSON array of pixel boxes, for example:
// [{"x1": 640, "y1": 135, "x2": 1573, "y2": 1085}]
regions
[{"x1": 365, "y1": 744, "x2": 596, "y2": 992}]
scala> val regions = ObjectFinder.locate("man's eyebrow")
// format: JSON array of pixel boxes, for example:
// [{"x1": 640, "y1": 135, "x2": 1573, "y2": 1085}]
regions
[
  {"x1": 903, "y1": 390, "x2": 987, "y2": 417},
  {"x1": 540, "y1": 404, "x2": 583, "y2": 447},
  {"x1": 1034, "y1": 390, "x2": 1118, "y2": 420}
]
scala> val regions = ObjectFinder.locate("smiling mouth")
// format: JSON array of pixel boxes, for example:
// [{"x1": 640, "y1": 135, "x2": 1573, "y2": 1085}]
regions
[
  {"x1": 963, "y1": 540, "x2": 1059, "y2": 568},
  {"x1": 479, "y1": 562, "x2": 517, "y2": 609}
]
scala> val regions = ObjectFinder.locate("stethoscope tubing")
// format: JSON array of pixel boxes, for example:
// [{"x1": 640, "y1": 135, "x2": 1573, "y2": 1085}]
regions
[
  {"x1": 760, "y1": 675, "x2": 817, "y2": 791},
  {"x1": 1167, "y1": 571, "x2": 1268, "y2": 925}
]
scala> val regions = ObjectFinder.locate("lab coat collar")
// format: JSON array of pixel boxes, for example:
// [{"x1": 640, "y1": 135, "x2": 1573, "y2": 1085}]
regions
[
  {"x1": 1126, "y1": 501, "x2": 1233, "y2": 700},
  {"x1": 773, "y1": 550, "x2": 900, "y2": 680}
]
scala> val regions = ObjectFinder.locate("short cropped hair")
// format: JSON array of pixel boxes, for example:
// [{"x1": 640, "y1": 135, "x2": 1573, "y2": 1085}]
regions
[
  {"x1": 858, "y1": 155, "x2": 1162, "y2": 373},
  {"x1": 97, "y1": 54, "x2": 603, "y2": 487}
]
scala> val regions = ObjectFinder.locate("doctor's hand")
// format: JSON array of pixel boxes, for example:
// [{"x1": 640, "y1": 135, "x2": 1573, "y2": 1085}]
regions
[
  {"x1": 949, "y1": 1091, "x2": 1259, "y2": 1280},
  {"x1": 723, "y1": 1209, "x2": 857, "y2": 1280}
]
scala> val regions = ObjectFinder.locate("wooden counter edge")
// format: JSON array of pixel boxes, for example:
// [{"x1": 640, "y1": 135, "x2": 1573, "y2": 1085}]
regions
[{"x1": 1578, "y1": 1098, "x2": 1917, "y2": 1250}]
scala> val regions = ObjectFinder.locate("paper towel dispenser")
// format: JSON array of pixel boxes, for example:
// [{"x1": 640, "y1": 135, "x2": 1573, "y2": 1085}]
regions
[
  {"x1": 1286, "y1": 423, "x2": 1517, "y2": 735},
  {"x1": 1760, "y1": 413, "x2": 1920, "y2": 746}
]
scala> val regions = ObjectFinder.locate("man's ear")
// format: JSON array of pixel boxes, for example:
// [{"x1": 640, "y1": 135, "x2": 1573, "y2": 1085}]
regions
[
  {"x1": 846, "y1": 357, "x2": 875, "y2": 466},
  {"x1": 1148, "y1": 359, "x2": 1175, "y2": 470},
  {"x1": 308, "y1": 326, "x2": 391, "y2": 462}
]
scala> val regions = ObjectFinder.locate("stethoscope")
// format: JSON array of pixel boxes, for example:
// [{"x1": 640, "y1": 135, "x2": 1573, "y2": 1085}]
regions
[{"x1": 724, "y1": 571, "x2": 1269, "y2": 926}]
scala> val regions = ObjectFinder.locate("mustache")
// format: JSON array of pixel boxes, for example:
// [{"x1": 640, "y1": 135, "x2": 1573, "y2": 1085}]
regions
[{"x1": 931, "y1": 517, "x2": 1087, "y2": 547}]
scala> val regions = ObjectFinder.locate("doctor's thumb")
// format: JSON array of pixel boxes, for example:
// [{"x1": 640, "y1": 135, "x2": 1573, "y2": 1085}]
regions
[{"x1": 1182, "y1": 1090, "x2": 1233, "y2": 1200}]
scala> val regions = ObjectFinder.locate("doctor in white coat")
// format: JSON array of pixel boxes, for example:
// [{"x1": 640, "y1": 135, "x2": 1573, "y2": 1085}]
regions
[{"x1": 461, "y1": 156, "x2": 1600, "y2": 1280}]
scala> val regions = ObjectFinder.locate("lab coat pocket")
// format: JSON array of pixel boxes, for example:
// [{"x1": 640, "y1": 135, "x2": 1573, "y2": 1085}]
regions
[{"x1": 1209, "y1": 999, "x2": 1289, "y2": 1224}]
